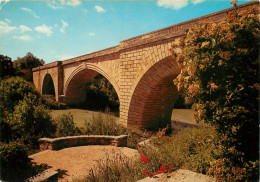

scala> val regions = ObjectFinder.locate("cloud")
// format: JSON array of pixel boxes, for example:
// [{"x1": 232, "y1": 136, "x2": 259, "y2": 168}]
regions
[
  {"x1": 21, "y1": 7, "x2": 40, "y2": 19},
  {"x1": 5, "y1": 18, "x2": 11, "y2": 23},
  {"x1": 89, "y1": 32, "x2": 95, "y2": 36},
  {"x1": 0, "y1": 20, "x2": 17, "y2": 34},
  {"x1": 60, "y1": 19, "x2": 68, "y2": 33},
  {"x1": 35, "y1": 24, "x2": 53, "y2": 36},
  {"x1": 55, "y1": 54, "x2": 74, "y2": 61},
  {"x1": 95, "y1": 6, "x2": 105, "y2": 13},
  {"x1": 157, "y1": 0, "x2": 206, "y2": 10},
  {"x1": 13, "y1": 35, "x2": 32, "y2": 41},
  {"x1": 19, "y1": 25, "x2": 32, "y2": 33},
  {"x1": 0, "y1": 0, "x2": 10, "y2": 11},
  {"x1": 47, "y1": 0, "x2": 81, "y2": 9},
  {"x1": 54, "y1": 24, "x2": 58, "y2": 27}
]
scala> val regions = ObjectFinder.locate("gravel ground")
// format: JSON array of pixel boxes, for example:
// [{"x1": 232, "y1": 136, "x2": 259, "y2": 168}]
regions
[{"x1": 29, "y1": 145, "x2": 139, "y2": 181}]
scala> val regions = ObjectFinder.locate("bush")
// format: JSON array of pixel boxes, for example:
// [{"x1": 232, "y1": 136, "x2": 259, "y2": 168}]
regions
[
  {"x1": 7, "y1": 96, "x2": 56, "y2": 146},
  {"x1": 55, "y1": 113, "x2": 81, "y2": 137},
  {"x1": 41, "y1": 94, "x2": 67, "y2": 110},
  {"x1": 141, "y1": 127, "x2": 218, "y2": 175},
  {"x1": 172, "y1": 6, "x2": 259, "y2": 180},
  {"x1": 0, "y1": 141, "x2": 30, "y2": 181},
  {"x1": 83, "y1": 74, "x2": 119, "y2": 111},
  {"x1": 83, "y1": 152, "x2": 143, "y2": 182},
  {"x1": 80, "y1": 127, "x2": 217, "y2": 182},
  {"x1": 84, "y1": 113, "x2": 126, "y2": 136},
  {"x1": 0, "y1": 76, "x2": 40, "y2": 113}
]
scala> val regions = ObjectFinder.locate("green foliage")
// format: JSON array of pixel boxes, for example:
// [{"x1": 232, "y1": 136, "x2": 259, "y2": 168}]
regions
[
  {"x1": 84, "y1": 74, "x2": 119, "y2": 111},
  {"x1": 0, "y1": 54, "x2": 14, "y2": 78},
  {"x1": 41, "y1": 94, "x2": 67, "y2": 110},
  {"x1": 0, "y1": 141, "x2": 30, "y2": 181},
  {"x1": 84, "y1": 113, "x2": 126, "y2": 136},
  {"x1": 80, "y1": 127, "x2": 217, "y2": 182},
  {"x1": 7, "y1": 96, "x2": 56, "y2": 146},
  {"x1": 142, "y1": 127, "x2": 218, "y2": 175},
  {"x1": 55, "y1": 113, "x2": 81, "y2": 137},
  {"x1": 13, "y1": 52, "x2": 44, "y2": 81},
  {"x1": 0, "y1": 141, "x2": 48, "y2": 181},
  {"x1": 172, "y1": 7, "x2": 259, "y2": 180},
  {"x1": 0, "y1": 76, "x2": 40, "y2": 113}
]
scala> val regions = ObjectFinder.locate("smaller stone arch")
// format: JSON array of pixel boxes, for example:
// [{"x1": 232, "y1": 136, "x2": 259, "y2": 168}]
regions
[
  {"x1": 42, "y1": 73, "x2": 55, "y2": 96},
  {"x1": 64, "y1": 63, "x2": 120, "y2": 107}
]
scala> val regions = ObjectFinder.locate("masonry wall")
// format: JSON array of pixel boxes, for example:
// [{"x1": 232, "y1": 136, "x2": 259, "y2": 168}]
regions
[{"x1": 32, "y1": 2, "x2": 258, "y2": 129}]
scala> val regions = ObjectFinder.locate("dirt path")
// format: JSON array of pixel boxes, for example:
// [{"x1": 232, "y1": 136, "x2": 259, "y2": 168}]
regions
[{"x1": 29, "y1": 145, "x2": 139, "y2": 181}]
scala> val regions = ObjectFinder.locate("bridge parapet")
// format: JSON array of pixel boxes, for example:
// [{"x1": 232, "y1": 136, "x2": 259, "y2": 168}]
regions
[{"x1": 120, "y1": 1, "x2": 257, "y2": 50}]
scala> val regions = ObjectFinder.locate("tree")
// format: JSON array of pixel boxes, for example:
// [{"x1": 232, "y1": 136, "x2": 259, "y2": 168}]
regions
[
  {"x1": 0, "y1": 76, "x2": 40, "y2": 113},
  {"x1": 172, "y1": 7, "x2": 259, "y2": 181},
  {"x1": 13, "y1": 52, "x2": 44, "y2": 81},
  {"x1": 84, "y1": 74, "x2": 119, "y2": 111},
  {"x1": 0, "y1": 54, "x2": 14, "y2": 77}
]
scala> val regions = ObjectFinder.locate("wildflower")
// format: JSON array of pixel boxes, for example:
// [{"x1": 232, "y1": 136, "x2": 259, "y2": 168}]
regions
[
  {"x1": 143, "y1": 170, "x2": 148, "y2": 176},
  {"x1": 149, "y1": 172, "x2": 154, "y2": 178},
  {"x1": 156, "y1": 171, "x2": 161, "y2": 175},
  {"x1": 160, "y1": 165, "x2": 166, "y2": 172},
  {"x1": 168, "y1": 165, "x2": 175, "y2": 169},
  {"x1": 141, "y1": 156, "x2": 148, "y2": 164}
]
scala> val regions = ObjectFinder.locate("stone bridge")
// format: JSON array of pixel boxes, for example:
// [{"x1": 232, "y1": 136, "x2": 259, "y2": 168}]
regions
[{"x1": 32, "y1": 2, "x2": 257, "y2": 129}]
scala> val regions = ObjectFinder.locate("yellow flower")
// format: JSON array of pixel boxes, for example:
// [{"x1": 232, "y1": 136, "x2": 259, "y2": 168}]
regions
[{"x1": 201, "y1": 41, "x2": 210, "y2": 48}]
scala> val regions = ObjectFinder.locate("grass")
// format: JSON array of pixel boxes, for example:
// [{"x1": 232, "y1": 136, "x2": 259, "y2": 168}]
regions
[
  {"x1": 77, "y1": 126, "x2": 218, "y2": 182},
  {"x1": 51, "y1": 109, "x2": 194, "y2": 129},
  {"x1": 51, "y1": 109, "x2": 119, "y2": 129}
]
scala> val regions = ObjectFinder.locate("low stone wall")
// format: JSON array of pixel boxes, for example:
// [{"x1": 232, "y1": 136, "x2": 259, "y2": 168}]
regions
[
  {"x1": 26, "y1": 169, "x2": 58, "y2": 182},
  {"x1": 38, "y1": 135, "x2": 127, "y2": 151}
]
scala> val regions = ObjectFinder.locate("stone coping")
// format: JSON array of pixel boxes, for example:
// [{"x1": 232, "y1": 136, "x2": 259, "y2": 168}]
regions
[
  {"x1": 38, "y1": 134, "x2": 128, "y2": 151},
  {"x1": 32, "y1": 1, "x2": 257, "y2": 72},
  {"x1": 26, "y1": 169, "x2": 58, "y2": 182}
]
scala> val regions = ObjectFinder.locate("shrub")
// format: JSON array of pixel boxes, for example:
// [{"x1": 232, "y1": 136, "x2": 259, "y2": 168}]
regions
[
  {"x1": 84, "y1": 113, "x2": 144, "y2": 149},
  {"x1": 83, "y1": 74, "x2": 119, "y2": 111},
  {"x1": 55, "y1": 113, "x2": 81, "y2": 137},
  {"x1": 172, "y1": 6, "x2": 259, "y2": 180},
  {"x1": 84, "y1": 113, "x2": 126, "y2": 136},
  {"x1": 7, "y1": 96, "x2": 56, "y2": 146},
  {"x1": 0, "y1": 76, "x2": 40, "y2": 113},
  {"x1": 141, "y1": 127, "x2": 218, "y2": 175},
  {"x1": 41, "y1": 94, "x2": 67, "y2": 110},
  {"x1": 83, "y1": 152, "x2": 143, "y2": 182},
  {"x1": 0, "y1": 141, "x2": 30, "y2": 181}
]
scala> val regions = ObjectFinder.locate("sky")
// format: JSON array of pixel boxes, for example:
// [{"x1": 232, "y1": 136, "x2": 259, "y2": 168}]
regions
[{"x1": 0, "y1": 0, "x2": 252, "y2": 64}]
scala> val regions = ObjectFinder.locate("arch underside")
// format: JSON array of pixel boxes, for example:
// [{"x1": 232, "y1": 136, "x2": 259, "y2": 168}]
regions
[
  {"x1": 128, "y1": 56, "x2": 180, "y2": 129},
  {"x1": 65, "y1": 69, "x2": 99, "y2": 106},
  {"x1": 64, "y1": 64, "x2": 120, "y2": 109},
  {"x1": 42, "y1": 73, "x2": 55, "y2": 96}
]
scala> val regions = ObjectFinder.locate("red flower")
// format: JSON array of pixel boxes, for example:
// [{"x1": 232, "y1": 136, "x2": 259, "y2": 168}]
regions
[
  {"x1": 160, "y1": 165, "x2": 166, "y2": 172},
  {"x1": 149, "y1": 172, "x2": 154, "y2": 178},
  {"x1": 156, "y1": 171, "x2": 161, "y2": 175},
  {"x1": 143, "y1": 170, "x2": 148, "y2": 176},
  {"x1": 168, "y1": 165, "x2": 175, "y2": 169},
  {"x1": 141, "y1": 156, "x2": 148, "y2": 164}
]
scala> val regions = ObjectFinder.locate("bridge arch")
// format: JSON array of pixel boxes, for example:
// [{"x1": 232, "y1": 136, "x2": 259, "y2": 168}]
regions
[
  {"x1": 42, "y1": 73, "x2": 55, "y2": 96},
  {"x1": 127, "y1": 56, "x2": 180, "y2": 129},
  {"x1": 64, "y1": 63, "x2": 120, "y2": 107}
]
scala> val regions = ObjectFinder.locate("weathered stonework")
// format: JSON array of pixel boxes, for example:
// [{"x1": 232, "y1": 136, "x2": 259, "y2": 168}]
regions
[
  {"x1": 38, "y1": 135, "x2": 128, "y2": 151},
  {"x1": 32, "y1": 2, "x2": 258, "y2": 129}
]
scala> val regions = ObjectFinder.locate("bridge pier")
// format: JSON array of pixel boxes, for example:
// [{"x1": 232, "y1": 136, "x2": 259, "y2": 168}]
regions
[{"x1": 32, "y1": 2, "x2": 257, "y2": 129}]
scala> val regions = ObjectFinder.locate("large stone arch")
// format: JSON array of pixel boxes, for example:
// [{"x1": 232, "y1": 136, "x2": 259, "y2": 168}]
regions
[
  {"x1": 42, "y1": 73, "x2": 56, "y2": 97},
  {"x1": 64, "y1": 62, "x2": 120, "y2": 106},
  {"x1": 127, "y1": 56, "x2": 180, "y2": 129}
]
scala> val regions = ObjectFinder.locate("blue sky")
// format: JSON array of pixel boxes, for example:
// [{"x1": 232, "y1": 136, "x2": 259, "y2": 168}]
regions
[{"x1": 0, "y1": 0, "x2": 252, "y2": 64}]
